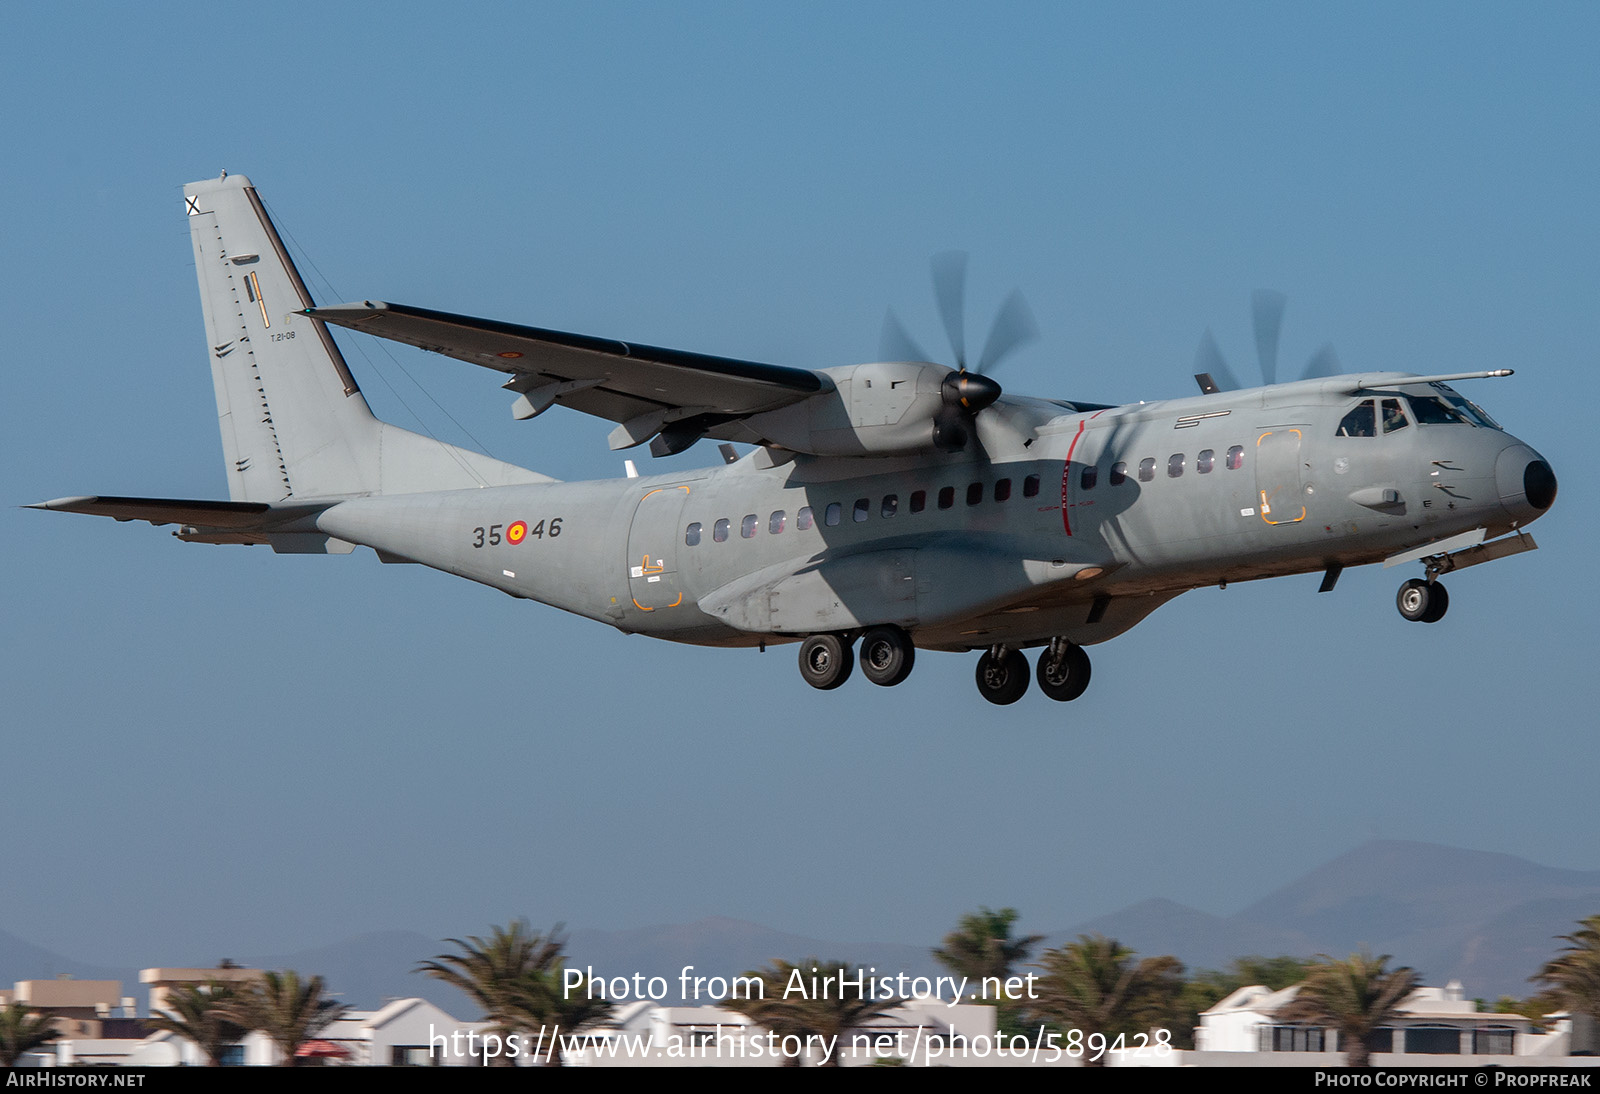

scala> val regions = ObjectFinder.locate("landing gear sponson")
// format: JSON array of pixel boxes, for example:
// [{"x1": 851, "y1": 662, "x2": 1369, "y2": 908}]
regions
[{"x1": 799, "y1": 630, "x2": 1093, "y2": 706}]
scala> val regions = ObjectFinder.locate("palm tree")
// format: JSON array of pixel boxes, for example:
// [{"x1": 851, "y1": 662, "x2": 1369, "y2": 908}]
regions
[
  {"x1": 1277, "y1": 949, "x2": 1419, "y2": 1067},
  {"x1": 232, "y1": 970, "x2": 348, "y2": 1066},
  {"x1": 1028, "y1": 934, "x2": 1184, "y2": 1066},
  {"x1": 147, "y1": 981, "x2": 249, "y2": 1066},
  {"x1": 419, "y1": 920, "x2": 607, "y2": 1065},
  {"x1": 1532, "y1": 915, "x2": 1600, "y2": 1024},
  {"x1": 723, "y1": 959, "x2": 903, "y2": 1067},
  {"x1": 935, "y1": 906, "x2": 1044, "y2": 986},
  {"x1": 508, "y1": 963, "x2": 614, "y2": 1067},
  {"x1": 0, "y1": 1002, "x2": 59, "y2": 1067},
  {"x1": 934, "y1": 907, "x2": 1043, "y2": 1034}
]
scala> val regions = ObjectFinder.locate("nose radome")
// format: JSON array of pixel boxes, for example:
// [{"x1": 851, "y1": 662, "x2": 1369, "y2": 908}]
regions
[{"x1": 1495, "y1": 443, "x2": 1557, "y2": 521}]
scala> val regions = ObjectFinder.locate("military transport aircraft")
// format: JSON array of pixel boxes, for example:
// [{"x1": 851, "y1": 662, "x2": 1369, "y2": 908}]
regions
[{"x1": 31, "y1": 174, "x2": 1558, "y2": 705}]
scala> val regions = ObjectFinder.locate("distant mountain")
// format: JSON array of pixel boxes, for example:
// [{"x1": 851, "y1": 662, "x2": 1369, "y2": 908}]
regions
[
  {"x1": 5, "y1": 840, "x2": 1595, "y2": 1011},
  {"x1": 1055, "y1": 840, "x2": 1600, "y2": 997},
  {"x1": 0, "y1": 928, "x2": 135, "y2": 994}
]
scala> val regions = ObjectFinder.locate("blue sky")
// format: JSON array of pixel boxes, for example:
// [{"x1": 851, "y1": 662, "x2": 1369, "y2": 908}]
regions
[{"x1": 3, "y1": 2, "x2": 1596, "y2": 968}]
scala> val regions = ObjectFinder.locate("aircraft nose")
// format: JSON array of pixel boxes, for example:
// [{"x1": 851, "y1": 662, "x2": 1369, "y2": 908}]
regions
[{"x1": 1495, "y1": 443, "x2": 1557, "y2": 523}]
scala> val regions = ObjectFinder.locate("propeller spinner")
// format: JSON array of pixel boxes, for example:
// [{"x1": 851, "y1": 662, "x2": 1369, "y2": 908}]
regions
[{"x1": 882, "y1": 252, "x2": 1038, "y2": 452}]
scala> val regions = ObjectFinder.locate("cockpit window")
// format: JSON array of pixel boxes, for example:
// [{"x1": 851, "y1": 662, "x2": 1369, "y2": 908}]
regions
[
  {"x1": 1408, "y1": 396, "x2": 1469, "y2": 425},
  {"x1": 1431, "y1": 383, "x2": 1499, "y2": 429},
  {"x1": 1337, "y1": 400, "x2": 1376, "y2": 438},
  {"x1": 1381, "y1": 398, "x2": 1410, "y2": 433}
]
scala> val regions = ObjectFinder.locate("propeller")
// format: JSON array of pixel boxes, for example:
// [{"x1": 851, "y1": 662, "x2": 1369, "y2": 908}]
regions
[
  {"x1": 1192, "y1": 290, "x2": 1342, "y2": 393},
  {"x1": 880, "y1": 251, "x2": 1038, "y2": 453}
]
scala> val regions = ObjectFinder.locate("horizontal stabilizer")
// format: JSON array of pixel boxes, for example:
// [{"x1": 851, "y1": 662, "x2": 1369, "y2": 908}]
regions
[{"x1": 26, "y1": 495, "x2": 318, "y2": 529}]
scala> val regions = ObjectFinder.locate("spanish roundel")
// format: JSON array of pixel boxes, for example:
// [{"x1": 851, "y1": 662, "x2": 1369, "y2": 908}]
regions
[{"x1": 507, "y1": 521, "x2": 527, "y2": 545}]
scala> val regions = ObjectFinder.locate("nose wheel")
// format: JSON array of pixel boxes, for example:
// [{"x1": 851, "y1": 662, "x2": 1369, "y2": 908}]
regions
[
  {"x1": 1397, "y1": 578, "x2": 1449, "y2": 623},
  {"x1": 798, "y1": 633, "x2": 854, "y2": 689}
]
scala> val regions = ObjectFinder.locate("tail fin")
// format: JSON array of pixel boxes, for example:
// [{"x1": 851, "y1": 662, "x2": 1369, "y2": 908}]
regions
[{"x1": 184, "y1": 173, "x2": 550, "y2": 501}]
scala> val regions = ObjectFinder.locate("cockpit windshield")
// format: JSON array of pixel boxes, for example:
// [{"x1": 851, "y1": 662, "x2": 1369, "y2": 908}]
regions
[
  {"x1": 1408, "y1": 395, "x2": 1469, "y2": 425},
  {"x1": 1429, "y1": 383, "x2": 1500, "y2": 429}
]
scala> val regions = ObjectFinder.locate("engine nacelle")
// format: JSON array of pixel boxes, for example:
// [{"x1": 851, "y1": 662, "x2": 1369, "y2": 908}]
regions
[{"x1": 735, "y1": 361, "x2": 961, "y2": 456}]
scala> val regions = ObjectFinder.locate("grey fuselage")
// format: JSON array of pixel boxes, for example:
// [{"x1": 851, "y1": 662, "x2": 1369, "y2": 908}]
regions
[{"x1": 310, "y1": 374, "x2": 1551, "y2": 654}]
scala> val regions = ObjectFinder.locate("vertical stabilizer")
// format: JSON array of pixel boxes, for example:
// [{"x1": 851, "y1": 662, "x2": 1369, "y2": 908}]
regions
[{"x1": 184, "y1": 174, "x2": 550, "y2": 501}]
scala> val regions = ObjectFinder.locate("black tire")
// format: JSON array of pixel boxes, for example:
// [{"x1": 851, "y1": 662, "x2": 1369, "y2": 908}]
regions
[
  {"x1": 1397, "y1": 578, "x2": 1447, "y2": 623},
  {"x1": 1420, "y1": 581, "x2": 1449, "y2": 623},
  {"x1": 975, "y1": 649, "x2": 1030, "y2": 705},
  {"x1": 1036, "y1": 643, "x2": 1092, "y2": 702},
  {"x1": 859, "y1": 625, "x2": 915, "y2": 687},
  {"x1": 799, "y1": 634, "x2": 853, "y2": 690}
]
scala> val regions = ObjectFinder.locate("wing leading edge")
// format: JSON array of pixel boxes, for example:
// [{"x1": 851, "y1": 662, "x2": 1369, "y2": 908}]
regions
[{"x1": 306, "y1": 301, "x2": 830, "y2": 454}]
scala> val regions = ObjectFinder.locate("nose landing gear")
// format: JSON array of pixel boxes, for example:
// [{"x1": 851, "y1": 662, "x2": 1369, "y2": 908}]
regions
[{"x1": 1397, "y1": 578, "x2": 1449, "y2": 623}]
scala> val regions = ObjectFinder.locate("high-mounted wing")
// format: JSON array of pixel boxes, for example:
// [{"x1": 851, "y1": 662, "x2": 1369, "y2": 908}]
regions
[{"x1": 305, "y1": 301, "x2": 829, "y2": 455}]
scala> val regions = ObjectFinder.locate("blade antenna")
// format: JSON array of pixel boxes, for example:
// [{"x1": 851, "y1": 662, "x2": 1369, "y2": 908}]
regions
[
  {"x1": 976, "y1": 290, "x2": 1039, "y2": 375},
  {"x1": 1252, "y1": 289, "x2": 1287, "y2": 386},
  {"x1": 931, "y1": 251, "x2": 969, "y2": 370}
]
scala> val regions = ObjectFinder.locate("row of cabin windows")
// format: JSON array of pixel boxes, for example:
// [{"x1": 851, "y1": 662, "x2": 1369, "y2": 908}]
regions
[
  {"x1": 684, "y1": 474, "x2": 1043, "y2": 546},
  {"x1": 1078, "y1": 445, "x2": 1246, "y2": 490}
]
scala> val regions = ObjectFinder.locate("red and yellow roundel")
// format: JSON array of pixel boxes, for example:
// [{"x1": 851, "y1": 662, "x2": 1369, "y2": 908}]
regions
[{"x1": 507, "y1": 520, "x2": 527, "y2": 545}]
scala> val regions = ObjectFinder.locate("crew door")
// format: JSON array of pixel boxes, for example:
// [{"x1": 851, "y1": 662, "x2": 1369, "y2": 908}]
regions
[
  {"x1": 625, "y1": 485, "x2": 692, "y2": 613},
  {"x1": 1255, "y1": 428, "x2": 1307, "y2": 525}
]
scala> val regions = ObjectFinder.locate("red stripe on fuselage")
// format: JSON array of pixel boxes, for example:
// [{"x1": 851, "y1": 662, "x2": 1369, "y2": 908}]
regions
[{"x1": 1061, "y1": 410, "x2": 1107, "y2": 536}]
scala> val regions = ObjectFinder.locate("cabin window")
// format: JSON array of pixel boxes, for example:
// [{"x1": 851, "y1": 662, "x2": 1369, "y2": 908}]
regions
[
  {"x1": 713, "y1": 518, "x2": 730, "y2": 542},
  {"x1": 1337, "y1": 400, "x2": 1376, "y2": 437},
  {"x1": 824, "y1": 503, "x2": 842, "y2": 527},
  {"x1": 1110, "y1": 462, "x2": 1127, "y2": 485},
  {"x1": 938, "y1": 486, "x2": 955, "y2": 509},
  {"x1": 909, "y1": 490, "x2": 927, "y2": 513},
  {"x1": 797, "y1": 506, "x2": 814, "y2": 530},
  {"x1": 1023, "y1": 474, "x2": 1040, "y2": 497},
  {"x1": 685, "y1": 522, "x2": 702, "y2": 546},
  {"x1": 994, "y1": 478, "x2": 1012, "y2": 502},
  {"x1": 769, "y1": 510, "x2": 786, "y2": 534},
  {"x1": 741, "y1": 514, "x2": 759, "y2": 538},
  {"x1": 1080, "y1": 465, "x2": 1097, "y2": 490},
  {"x1": 967, "y1": 482, "x2": 984, "y2": 506},
  {"x1": 853, "y1": 498, "x2": 870, "y2": 522},
  {"x1": 881, "y1": 495, "x2": 898, "y2": 517},
  {"x1": 1381, "y1": 398, "x2": 1410, "y2": 433},
  {"x1": 1168, "y1": 453, "x2": 1184, "y2": 478},
  {"x1": 1138, "y1": 458, "x2": 1156, "y2": 482},
  {"x1": 1197, "y1": 449, "x2": 1215, "y2": 474},
  {"x1": 1225, "y1": 445, "x2": 1244, "y2": 470}
]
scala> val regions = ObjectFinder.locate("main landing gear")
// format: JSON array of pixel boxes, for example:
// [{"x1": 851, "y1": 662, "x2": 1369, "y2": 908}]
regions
[
  {"x1": 1396, "y1": 578, "x2": 1449, "y2": 623},
  {"x1": 798, "y1": 627, "x2": 918, "y2": 690},
  {"x1": 974, "y1": 639, "x2": 1092, "y2": 706},
  {"x1": 797, "y1": 630, "x2": 1093, "y2": 706}
]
